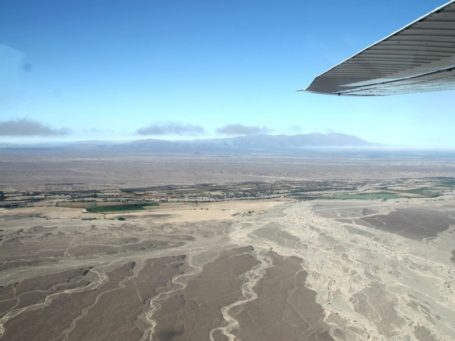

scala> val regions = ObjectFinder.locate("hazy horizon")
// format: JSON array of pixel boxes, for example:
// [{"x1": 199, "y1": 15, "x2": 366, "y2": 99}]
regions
[
  {"x1": 2, "y1": 125, "x2": 455, "y2": 150},
  {"x1": 4, "y1": 132, "x2": 455, "y2": 151}
]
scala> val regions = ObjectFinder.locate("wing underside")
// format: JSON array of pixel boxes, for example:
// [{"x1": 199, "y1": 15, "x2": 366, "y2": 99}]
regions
[{"x1": 306, "y1": 1, "x2": 455, "y2": 96}]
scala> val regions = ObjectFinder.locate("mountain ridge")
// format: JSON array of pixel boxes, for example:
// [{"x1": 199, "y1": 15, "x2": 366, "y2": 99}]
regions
[{"x1": 0, "y1": 133, "x2": 379, "y2": 154}]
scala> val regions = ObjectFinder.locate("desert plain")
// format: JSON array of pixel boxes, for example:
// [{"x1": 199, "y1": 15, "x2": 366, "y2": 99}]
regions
[{"x1": 0, "y1": 154, "x2": 455, "y2": 340}]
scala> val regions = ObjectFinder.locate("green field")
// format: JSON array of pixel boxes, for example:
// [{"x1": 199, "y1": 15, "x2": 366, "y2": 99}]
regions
[
  {"x1": 435, "y1": 178, "x2": 455, "y2": 188},
  {"x1": 296, "y1": 191, "x2": 402, "y2": 201},
  {"x1": 399, "y1": 187, "x2": 440, "y2": 198},
  {"x1": 329, "y1": 192, "x2": 402, "y2": 200},
  {"x1": 86, "y1": 202, "x2": 158, "y2": 213}
]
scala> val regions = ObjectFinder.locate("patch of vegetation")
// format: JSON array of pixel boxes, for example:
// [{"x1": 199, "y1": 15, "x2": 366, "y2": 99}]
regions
[
  {"x1": 435, "y1": 177, "x2": 455, "y2": 188},
  {"x1": 294, "y1": 195, "x2": 326, "y2": 201},
  {"x1": 330, "y1": 192, "x2": 402, "y2": 200},
  {"x1": 295, "y1": 192, "x2": 402, "y2": 201},
  {"x1": 399, "y1": 187, "x2": 440, "y2": 198},
  {"x1": 86, "y1": 202, "x2": 158, "y2": 213}
]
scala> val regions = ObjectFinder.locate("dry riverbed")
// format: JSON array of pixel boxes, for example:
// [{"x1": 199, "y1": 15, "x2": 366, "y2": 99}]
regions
[{"x1": 0, "y1": 196, "x2": 454, "y2": 340}]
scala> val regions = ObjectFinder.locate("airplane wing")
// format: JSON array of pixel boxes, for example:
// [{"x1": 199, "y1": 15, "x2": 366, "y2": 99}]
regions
[{"x1": 306, "y1": 0, "x2": 455, "y2": 96}]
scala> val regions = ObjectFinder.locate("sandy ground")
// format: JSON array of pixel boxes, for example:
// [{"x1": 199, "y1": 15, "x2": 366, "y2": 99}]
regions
[
  {"x1": 106, "y1": 200, "x2": 286, "y2": 223},
  {"x1": 1, "y1": 196, "x2": 455, "y2": 340},
  {"x1": 243, "y1": 199, "x2": 455, "y2": 340}
]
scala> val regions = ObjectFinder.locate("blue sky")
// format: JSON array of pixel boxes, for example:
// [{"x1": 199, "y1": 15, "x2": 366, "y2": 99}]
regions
[{"x1": 0, "y1": 0, "x2": 454, "y2": 147}]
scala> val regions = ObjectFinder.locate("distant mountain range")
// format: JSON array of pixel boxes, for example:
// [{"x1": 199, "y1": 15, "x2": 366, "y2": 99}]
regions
[
  {"x1": 0, "y1": 133, "x2": 379, "y2": 154},
  {"x1": 127, "y1": 133, "x2": 377, "y2": 153}
]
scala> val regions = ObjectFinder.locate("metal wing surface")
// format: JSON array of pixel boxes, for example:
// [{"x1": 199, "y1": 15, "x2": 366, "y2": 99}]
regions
[{"x1": 307, "y1": 1, "x2": 455, "y2": 96}]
